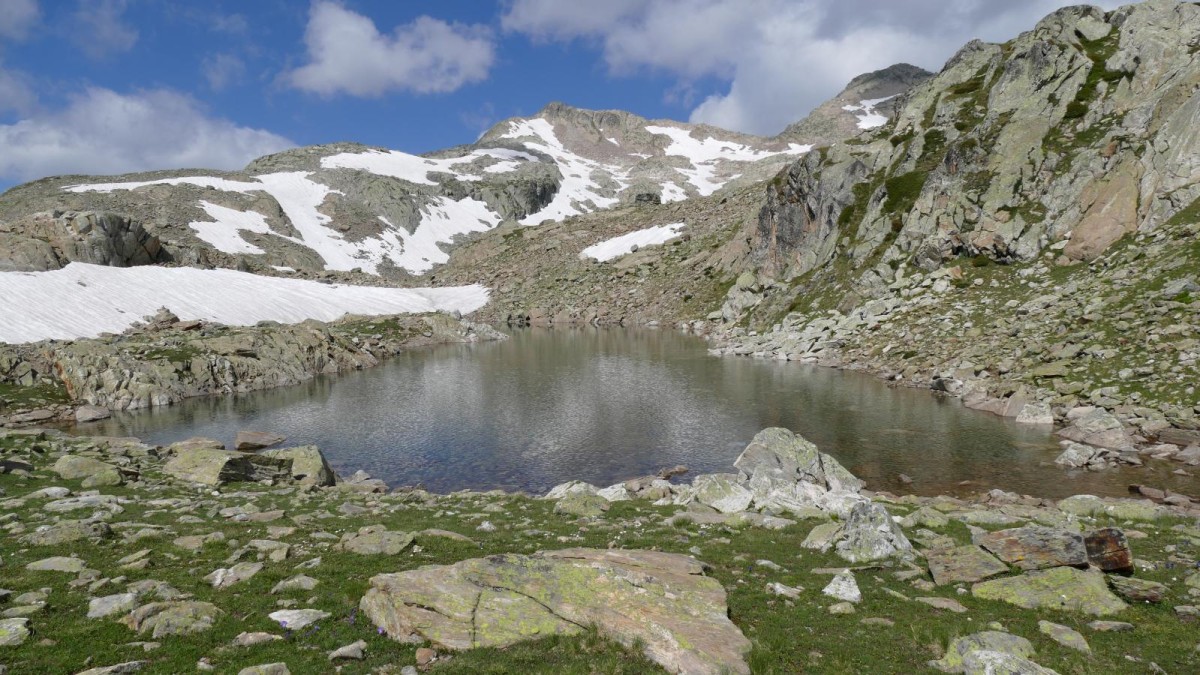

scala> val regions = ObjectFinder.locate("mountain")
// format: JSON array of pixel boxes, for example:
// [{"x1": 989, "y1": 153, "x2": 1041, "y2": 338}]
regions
[
  {"x1": 0, "y1": 103, "x2": 827, "y2": 280},
  {"x1": 777, "y1": 63, "x2": 933, "y2": 147},
  {"x1": 716, "y1": 1, "x2": 1200, "y2": 429}
]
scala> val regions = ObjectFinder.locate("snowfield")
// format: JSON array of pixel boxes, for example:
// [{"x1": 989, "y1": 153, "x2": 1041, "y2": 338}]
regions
[
  {"x1": 645, "y1": 126, "x2": 809, "y2": 196},
  {"x1": 0, "y1": 263, "x2": 489, "y2": 344},
  {"x1": 581, "y1": 223, "x2": 686, "y2": 262}
]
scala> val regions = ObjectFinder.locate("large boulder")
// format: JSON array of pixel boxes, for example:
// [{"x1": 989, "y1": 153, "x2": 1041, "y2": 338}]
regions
[
  {"x1": 977, "y1": 526, "x2": 1088, "y2": 570},
  {"x1": 733, "y1": 427, "x2": 866, "y2": 517},
  {"x1": 261, "y1": 446, "x2": 336, "y2": 487},
  {"x1": 120, "y1": 601, "x2": 221, "y2": 638},
  {"x1": 21, "y1": 520, "x2": 113, "y2": 546},
  {"x1": 361, "y1": 548, "x2": 751, "y2": 675},
  {"x1": 972, "y1": 567, "x2": 1127, "y2": 616},
  {"x1": 162, "y1": 448, "x2": 292, "y2": 486},
  {"x1": 835, "y1": 501, "x2": 913, "y2": 563},
  {"x1": 53, "y1": 455, "x2": 120, "y2": 480}
]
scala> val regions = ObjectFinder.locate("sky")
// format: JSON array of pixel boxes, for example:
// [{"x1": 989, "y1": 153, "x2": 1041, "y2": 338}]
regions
[{"x1": 0, "y1": 0, "x2": 1131, "y2": 189}]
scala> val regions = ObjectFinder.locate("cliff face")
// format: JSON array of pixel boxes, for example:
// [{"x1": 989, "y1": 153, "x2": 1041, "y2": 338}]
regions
[{"x1": 751, "y1": 2, "x2": 1200, "y2": 294}]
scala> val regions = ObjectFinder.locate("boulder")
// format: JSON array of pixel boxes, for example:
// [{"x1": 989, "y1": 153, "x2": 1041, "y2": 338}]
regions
[
  {"x1": 234, "y1": 431, "x2": 286, "y2": 451},
  {"x1": 361, "y1": 548, "x2": 751, "y2": 675},
  {"x1": 925, "y1": 546, "x2": 1008, "y2": 585},
  {"x1": 261, "y1": 446, "x2": 336, "y2": 487},
  {"x1": 120, "y1": 602, "x2": 221, "y2": 638},
  {"x1": 834, "y1": 501, "x2": 912, "y2": 563},
  {"x1": 972, "y1": 567, "x2": 1127, "y2": 616},
  {"x1": 691, "y1": 474, "x2": 754, "y2": 514},
  {"x1": 1084, "y1": 528, "x2": 1133, "y2": 573},
  {"x1": 553, "y1": 493, "x2": 610, "y2": 518},
  {"x1": 929, "y1": 631, "x2": 1038, "y2": 673},
  {"x1": 1057, "y1": 408, "x2": 1132, "y2": 450},
  {"x1": 0, "y1": 617, "x2": 30, "y2": 646},
  {"x1": 53, "y1": 455, "x2": 120, "y2": 481},
  {"x1": 1107, "y1": 576, "x2": 1166, "y2": 603},
  {"x1": 822, "y1": 570, "x2": 861, "y2": 603},
  {"x1": 1038, "y1": 620, "x2": 1090, "y2": 653},
  {"x1": 733, "y1": 427, "x2": 865, "y2": 493},
  {"x1": 544, "y1": 480, "x2": 600, "y2": 500},
  {"x1": 268, "y1": 609, "x2": 330, "y2": 630},
  {"x1": 21, "y1": 520, "x2": 112, "y2": 547},
  {"x1": 339, "y1": 527, "x2": 414, "y2": 555},
  {"x1": 74, "y1": 405, "x2": 112, "y2": 423},
  {"x1": 163, "y1": 448, "x2": 292, "y2": 486},
  {"x1": 977, "y1": 526, "x2": 1088, "y2": 570}
]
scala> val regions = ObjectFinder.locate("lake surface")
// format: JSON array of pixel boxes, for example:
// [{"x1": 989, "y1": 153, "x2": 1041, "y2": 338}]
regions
[{"x1": 73, "y1": 328, "x2": 1193, "y2": 498}]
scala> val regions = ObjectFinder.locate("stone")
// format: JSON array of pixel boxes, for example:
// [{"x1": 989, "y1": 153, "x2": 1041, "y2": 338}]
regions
[
  {"x1": 1085, "y1": 528, "x2": 1133, "y2": 573},
  {"x1": 1016, "y1": 403, "x2": 1054, "y2": 425},
  {"x1": 271, "y1": 574, "x2": 318, "y2": 594},
  {"x1": 977, "y1": 527, "x2": 1088, "y2": 571},
  {"x1": 822, "y1": 570, "x2": 862, "y2": 603},
  {"x1": 801, "y1": 522, "x2": 843, "y2": 552},
  {"x1": 74, "y1": 405, "x2": 112, "y2": 423},
  {"x1": 834, "y1": 501, "x2": 912, "y2": 563},
  {"x1": 261, "y1": 446, "x2": 336, "y2": 487},
  {"x1": 1087, "y1": 620, "x2": 1133, "y2": 632},
  {"x1": 162, "y1": 448, "x2": 292, "y2": 486},
  {"x1": 26, "y1": 556, "x2": 86, "y2": 573},
  {"x1": 544, "y1": 481, "x2": 600, "y2": 499},
  {"x1": 121, "y1": 602, "x2": 221, "y2": 638},
  {"x1": 828, "y1": 602, "x2": 856, "y2": 614},
  {"x1": 204, "y1": 562, "x2": 263, "y2": 589},
  {"x1": 237, "y1": 665, "x2": 289, "y2": 675},
  {"x1": 733, "y1": 427, "x2": 865, "y2": 494},
  {"x1": 960, "y1": 650, "x2": 1058, "y2": 674},
  {"x1": 234, "y1": 431, "x2": 286, "y2": 451},
  {"x1": 1107, "y1": 576, "x2": 1166, "y2": 603},
  {"x1": 691, "y1": 474, "x2": 753, "y2": 514},
  {"x1": 416, "y1": 529, "x2": 475, "y2": 544},
  {"x1": 926, "y1": 546, "x2": 1008, "y2": 586},
  {"x1": 415, "y1": 647, "x2": 437, "y2": 666},
  {"x1": 21, "y1": 521, "x2": 112, "y2": 547},
  {"x1": 915, "y1": 597, "x2": 968, "y2": 613},
  {"x1": 553, "y1": 493, "x2": 610, "y2": 518},
  {"x1": 269, "y1": 609, "x2": 330, "y2": 630},
  {"x1": 53, "y1": 455, "x2": 119, "y2": 481},
  {"x1": 76, "y1": 661, "x2": 147, "y2": 675},
  {"x1": 0, "y1": 618, "x2": 30, "y2": 646},
  {"x1": 329, "y1": 639, "x2": 367, "y2": 661},
  {"x1": 929, "y1": 631, "x2": 1036, "y2": 673},
  {"x1": 1038, "y1": 620, "x2": 1090, "y2": 653},
  {"x1": 766, "y1": 582, "x2": 802, "y2": 599},
  {"x1": 88, "y1": 593, "x2": 138, "y2": 619},
  {"x1": 232, "y1": 632, "x2": 283, "y2": 647},
  {"x1": 972, "y1": 567, "x2": 1127, "y2": 616},
  {"x1": 339, "y1": 528, "x2": 414, "y2": 555},
  {"x1": 83, "y1": 469, "x2": 125, "y2": 488},
  {"x1": 362, "y1": 548, "x2": 751, "y2": 675}
]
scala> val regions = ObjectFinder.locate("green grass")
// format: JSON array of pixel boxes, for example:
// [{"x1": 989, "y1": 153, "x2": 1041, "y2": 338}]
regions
[{"x1": 0, "y1": 381, "x2": 70, "y2": 409}]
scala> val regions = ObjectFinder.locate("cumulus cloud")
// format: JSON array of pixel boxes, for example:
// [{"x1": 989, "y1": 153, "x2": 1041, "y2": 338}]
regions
[
  {"x1": 71, "y1": 0, "x2": 138, "y2": 59},
  {"x1": 286, "y1": 1, "x2": 495, "y2": 97},
  {"x1": 503, "y1": 0, "x2": 1128, "y2": 135},
  {"x1": 0, "y1": 0, "x2": 40, "y2": 41},
  {"x1": 0, "y1": 87, "x2": 295, "y2": 182}
]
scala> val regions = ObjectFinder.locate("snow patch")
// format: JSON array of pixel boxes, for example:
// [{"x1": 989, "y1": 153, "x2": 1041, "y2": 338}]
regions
[
  {"x1": 581, "y1": 223, "x2": 686, "y2": 262},
  {"x1": 841, "y1": 96, "x2": 895, "y2": 130},
  {"x1": 645, "y1": 125, "x2": 809, "y2": 196},
  {"x1": 189, "y1": 202, "x2": 276, "y2": 255},
  {"x1": 0, "y1": 263, "x2": 489, "y2": 343},
  {"x1": 502, "y1": 118, "x2": 626, "y2": 224},
  {"x1": 321, "y1": 148, "x2": 537, "y2": 184}
]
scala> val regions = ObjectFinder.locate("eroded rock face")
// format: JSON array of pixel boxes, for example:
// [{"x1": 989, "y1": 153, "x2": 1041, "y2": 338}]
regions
[{"x1": 361, "y1": 548, "x2": 751, "y2": 675}]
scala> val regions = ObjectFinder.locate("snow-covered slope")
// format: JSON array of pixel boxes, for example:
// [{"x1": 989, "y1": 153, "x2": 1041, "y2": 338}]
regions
[
  {"x1": 581, "y1": 223, "x2": 686, "y2": 262},
  {"x1": 16, "y1": 103, "x2": 812, "y2": 278},
  {"x1": 0, "y1": 263, "x2": 488, "y2": 343}
]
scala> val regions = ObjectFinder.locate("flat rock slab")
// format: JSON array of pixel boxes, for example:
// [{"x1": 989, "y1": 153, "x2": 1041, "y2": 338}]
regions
[
  {"x1": 234, "y1": 431, "x2": 286, "y2": 451},
  {"x1": 915, "y1": 597, "x2": 968, "y2": 613},
  {"x1": 269, "y1": 609, "x2": 330, "y2": 630},
  {"x1": 977, "y1": 526, "x2": 1087, "y2": 570},
  {"x1": 339, "y1": 528, "x2": 414, "y2": 555},
  {"x1": 361, "y1": 548, "x2": 751, "y2": 675},
  {"x1": 926, "y1": 546, "x2": 1008, "y2": 586},
  {"x1": 972, "y1": 567, "x2": 1127, "y2": 616},
  {"x1": 26, "y1": 556, "x2": 86, "y2": 572},
  {"x1": 1039, "y1": 620, "x2": 1090, "y2": 653},
  {"x1": 121, "y1": 602, "x2": 221, "y2": 638},
  {"x1": 1107, "y1": 575, "x2": 1166, "y2": 603}
]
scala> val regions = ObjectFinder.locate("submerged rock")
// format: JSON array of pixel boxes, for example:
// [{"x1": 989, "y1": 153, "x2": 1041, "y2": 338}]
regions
[{"x1": 361, "y1": 548, "x2": 751, "y2": 675}]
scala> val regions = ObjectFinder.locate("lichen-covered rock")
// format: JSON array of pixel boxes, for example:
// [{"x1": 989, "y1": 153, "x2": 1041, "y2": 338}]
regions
[
  {"x1": 929, "y1": 631, "x2": 1038, "y2": 673},
  {"x1": 972, "y1": 567, "x2": 1127, "y2": 616},
  {"x1": 120, "y1": 602, "x2": 221, "y2": 638},
  {"x1": 977, "y1": 526, "x2": 1088, "y2": 570},
  {"x1": 925, "y1": 546, "x2": 1008, "y2": 585},
  {"x1": 1038, "y1": 620, "x2": 1090, "y2": 653},
  {"x1": 338, "y1": 527, "x2": 414, "y2": 555},
  {"x1": 53, "y1": 454, "x2": 119, "y2": 480},
  {"x1": 553, "y1": 492, "x2": 610, "y2": 518},
  {"x1": 0, "y1": 617, "x2": 31, "y2": 646},
  {"x1": 261, "y1": 446, "x2": 336, "y2": 487},
  {"x1": 361, "y1": 548, "x2": 751, "y2": 675},
  {"x1": 163, "y1": 447, "x2": 292, "y2": 486},
  {"x1": 835, "y1": 501, "x2": 912, "y2": 563},
  {"x1": 21, "y1": 520, "x2": 112, "y2": 547},
  {"x1": 691, "y1": 473, "x2": 754, "y2": 514}
]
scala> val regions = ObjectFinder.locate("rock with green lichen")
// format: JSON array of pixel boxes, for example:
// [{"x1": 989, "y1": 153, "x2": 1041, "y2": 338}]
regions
[
  {"x1": 362, "y1": 548, "x2": 751, "y2": 675},
  {"x1": 553, "y1": 492, "x2": 610, "y2": 518},
  {"x1": 972, "y1": 567, "x2": 1127, "y2": 616},
  {"x1": 929, "y1": 631, "x2": 1039, "y2": 673}
]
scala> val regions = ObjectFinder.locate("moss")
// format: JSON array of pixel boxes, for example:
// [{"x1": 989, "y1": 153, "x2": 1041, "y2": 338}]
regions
[
  {"x1": 0, "y1": 380, "x2": 71, "y2": 408},
  {"x1": 883, "y1": 171, "x2": 929, "y2": 216},
  {"x1": 1165, "y1": 195, "x2": 1200, "y2": 228}
]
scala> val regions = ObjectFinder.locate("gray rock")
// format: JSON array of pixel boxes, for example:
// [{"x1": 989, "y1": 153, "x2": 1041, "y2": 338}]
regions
[
  {"x1": 260, "y1": 446, "x2": 336, "y2": 487},
  {"x1": 977, "y1": 527, "x2": 1088, "y2": 570},
  {"x1": 0, "y1": 618, "x2": 30, "y2": 646},
  {"x1": 972, "y1": 567, "x2": 1127, "y2": 616},
  {"x1": 338, "y1": 527, "x2": 414, "y2": 555},
  {"x1": 926, "y1": 546, "x2": 1008, "y2": 586},
  {"x1": 204, "y1": 562, "x2": 263, "y2": 589},
  {"x1": 21, "y1": 521, "x2": 112, "y2": 547},
  {"x1": 237, "y1": 665, "x2": 289, "y2": 675},
  {"x1": 822, "y1": 570, "x2": 862, "y2": 603},
  {"x1": 120, "y1": 602, "x2": 221, "y2": 638},
  {"x1": 328, "y1": 639, "x2": 368, "y2": 661},
  {"x1": 271, "y1": 575, "x2": 318, "y2": 594},
  {"x1": 835, "y1": 501, "x2": 912, "y2": 563},
  {"x1": 929, "y1": 631, "x2": 1037, "y2": 673},
  {"x1": 88, "y1": 593, "x2": 139, "y2": 619},
  {"x1": 53, "y1": 455, "x2": 120, "y2": 481},
  {"x1": 691, "y1": 474, "x2": 753, "y2": 514},
  {"x1": 234, "y1": 431, "x2": 286, "y2": 451},
  {"x1": 553, "y1": 492, "x2": 611, "y2": 518},
  {"x1": 26, "y1": 556, "x2": 86, "y2": 573},
  {"x1": 75, "y1": 661, "x2": 147, "y2": 675},
  {"x1": 268, "y1": 609, "x2": 329, "y2": 630},
  {"x1": 163, "y1": 448, "x2": 292, "y2": 486},
  {"x1": 1038, "y1": 620, "x2": 1090, "y2": 653},
  {"x1": 362, "y1": 548, "x2": 751, "y2": 675},
  {"x1": 74, "y1": 406, "x2": 112, "y2": 423}
]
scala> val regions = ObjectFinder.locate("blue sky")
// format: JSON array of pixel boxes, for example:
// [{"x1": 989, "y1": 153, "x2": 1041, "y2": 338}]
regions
[{"x1": 0, "y1": 0, "x2": 1127, "y2": 189}]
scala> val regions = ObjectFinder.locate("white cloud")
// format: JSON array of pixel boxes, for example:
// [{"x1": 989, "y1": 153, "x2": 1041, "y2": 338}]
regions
[
  {"x1": 0, "y1": 87, "x2": 295, "y2": 182},
  {"x1": 0, "y1": 0, "x2": 40, "y2": 41},
  {"x1": 71, "y1": 0, "x2": 138, "y2": 60},
  {"x1": 0, "y1": 64, "x2": 36, "y2": 115},
  {"x1": 503, "y1": 0, "x2": 1129, "y2": 136},
  {"x1": 286, "y1": 1, "x2": 495, "y2": 97},
  {"x1": 203, "y1": 52, "x2": 246, "y2": 90}
]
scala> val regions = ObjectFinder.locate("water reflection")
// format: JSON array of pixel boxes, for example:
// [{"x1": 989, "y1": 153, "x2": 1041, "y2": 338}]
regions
[{"x1": 73, "y1": 327, "x2": 1194, "y2": 498}]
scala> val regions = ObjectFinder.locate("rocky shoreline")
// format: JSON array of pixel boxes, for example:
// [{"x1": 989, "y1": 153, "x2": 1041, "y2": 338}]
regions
[{"x1": 1, "y1": 424, "x2": 1199, "y2": 673}]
